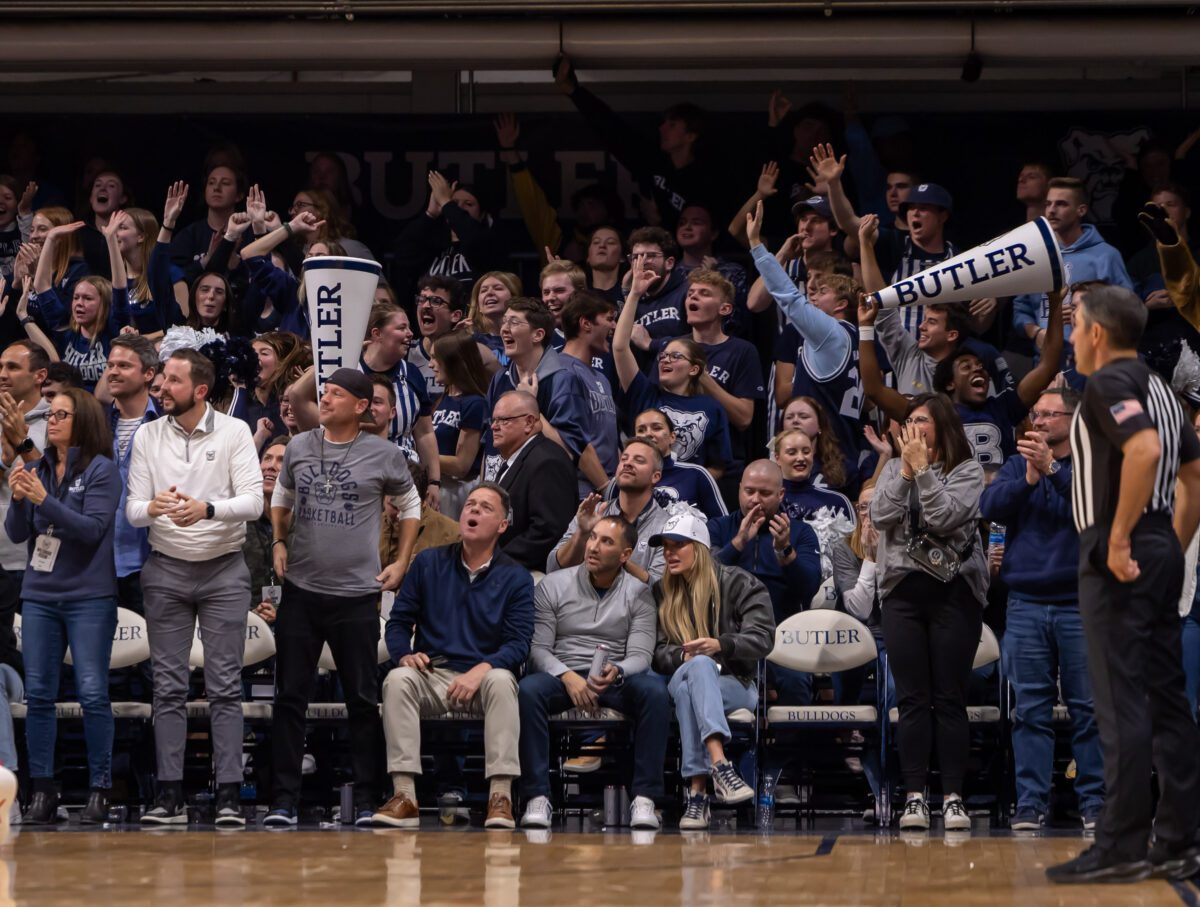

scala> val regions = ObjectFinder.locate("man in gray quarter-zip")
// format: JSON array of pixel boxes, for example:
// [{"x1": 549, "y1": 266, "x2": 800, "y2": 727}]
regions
[
  {"x1": 518, "y1": 514, "x2": 669, "y2": 831},
  {"x1": 125, "y1": 349, "x2": 263, "y2": 827}
]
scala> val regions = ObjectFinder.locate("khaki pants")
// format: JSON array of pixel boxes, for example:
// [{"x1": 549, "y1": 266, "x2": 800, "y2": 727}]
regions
[{"x1": 382, "y1": 666, "x2": 520, "y2": 778}]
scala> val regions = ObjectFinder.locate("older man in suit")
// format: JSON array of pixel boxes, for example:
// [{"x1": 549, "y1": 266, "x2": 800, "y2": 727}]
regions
[{"x1": 491, "y1": 391, "x2": 577, "y2": 572}]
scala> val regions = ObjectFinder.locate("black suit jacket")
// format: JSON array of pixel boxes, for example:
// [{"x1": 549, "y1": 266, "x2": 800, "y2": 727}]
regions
[{"x1": 498, "y1": 434, "x2": 577, "y2": 572}]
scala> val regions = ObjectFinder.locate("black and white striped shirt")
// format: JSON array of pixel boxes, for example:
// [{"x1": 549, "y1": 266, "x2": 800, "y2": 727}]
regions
[{"x1": 1069, "y1": 357, "x2": 1199, "y2": 533}]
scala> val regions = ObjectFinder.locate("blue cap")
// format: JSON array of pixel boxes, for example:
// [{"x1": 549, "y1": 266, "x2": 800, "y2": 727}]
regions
[
  {"x1": 790, "y1": 193, "x2": 833, "y2": 221},
  {"x1": 899, "y1": 182, "x2": 953, "y2": 216}
]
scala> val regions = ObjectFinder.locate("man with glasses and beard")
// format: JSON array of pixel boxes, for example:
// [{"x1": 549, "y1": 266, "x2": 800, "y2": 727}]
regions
[{"x1": 125, "y1": 349, "x2": 263, "y2": 826}]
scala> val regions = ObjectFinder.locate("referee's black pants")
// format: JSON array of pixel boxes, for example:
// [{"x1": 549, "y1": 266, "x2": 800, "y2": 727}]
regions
[
  {"x1": 1078, "y1": 514, "x2": 1200, "y2": 859},
  {"x1": 270, "y1": 580, "x2": 383, "y2": 807},
  {"x1": 881, "y1": 571, "x2": 982, "y2": 797}
]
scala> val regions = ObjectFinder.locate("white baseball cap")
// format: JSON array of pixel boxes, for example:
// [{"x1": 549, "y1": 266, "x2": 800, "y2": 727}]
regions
[{"x1": 649, "y1": 508, "x2": 710, "y2": 548}]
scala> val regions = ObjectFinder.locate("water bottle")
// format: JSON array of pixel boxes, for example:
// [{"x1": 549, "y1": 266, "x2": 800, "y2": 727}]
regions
[
  {"x1": 988, "y1": 523, "x2": 1005, "y2": 557},
  {"x1": 756, "y1": 766, "x2": 781, "y2": 831}
]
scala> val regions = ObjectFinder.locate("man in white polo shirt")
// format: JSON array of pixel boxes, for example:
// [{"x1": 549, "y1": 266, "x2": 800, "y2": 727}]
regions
[{"x1": 126, "y1": 349, "x2": 263, "y2": 827}]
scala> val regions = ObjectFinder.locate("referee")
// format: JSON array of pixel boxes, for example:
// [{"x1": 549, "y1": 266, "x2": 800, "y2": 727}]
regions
[{"x1": 1048, "y1": 282, "x2": 1200, "y2": 884}]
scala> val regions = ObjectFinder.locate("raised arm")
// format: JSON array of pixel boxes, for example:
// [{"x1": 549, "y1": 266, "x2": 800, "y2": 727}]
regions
[
  {"x1": 241, "y1": 211, "x2": 324, "y2": 260},
  {"x1": 1017, "y1": 288, "x2": 1064, "y2": 408},
  {"x1": 613, "y1": 266, "x2": 657, "y2": 393},
  {"x1": 727, "y1": 162, "x2": 779, "y2": 248},
  {"x1": 33, "y1": 221, "x2": 84, "y2": 294},
  {"x1": 810, "y1": 143, "x2": 861, "y2": 259},
  {"x1": 856, "y1": 295, "x2": 909, "y2": 423}
]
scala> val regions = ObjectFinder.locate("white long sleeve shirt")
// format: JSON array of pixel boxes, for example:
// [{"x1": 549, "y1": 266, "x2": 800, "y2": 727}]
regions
[{"x1": 125, "y1": 404, "x2": 263, "y2": 561}]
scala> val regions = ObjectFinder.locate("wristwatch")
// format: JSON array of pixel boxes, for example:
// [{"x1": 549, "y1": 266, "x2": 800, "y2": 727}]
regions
[
  {"x1": 1047, "y1": 460, "x2": 1061, "y2": 476},
  {"x1": 15, "y1": 438, "x2": 34, "y2": 456},
  {"x1": 778, "y1": 544, "x2": 795, "y2": 560},
  {"x1": 205, "y1": 502, "x2": 215, "y2": 520}
]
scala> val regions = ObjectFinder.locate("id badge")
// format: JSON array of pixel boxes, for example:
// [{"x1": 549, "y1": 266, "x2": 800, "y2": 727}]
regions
[
  {"x1": 262, "y1": 585, "x2": 282, "y2": 605},
  {"x1": 30, "y1": 534, "x2": 61, "y2": 573}
]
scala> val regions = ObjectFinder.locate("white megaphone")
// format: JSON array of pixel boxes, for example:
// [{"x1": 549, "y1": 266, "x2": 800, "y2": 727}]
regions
[
  {"x1": 303, "y1": 256, "x2": 382, "y2": 399},
  {"x1": 872, "y1": 216, "x2": 1065, "y2": 309}
]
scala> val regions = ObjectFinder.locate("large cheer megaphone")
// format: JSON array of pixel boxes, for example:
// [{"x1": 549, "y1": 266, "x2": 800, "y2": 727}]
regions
[
  {"x1": 303, "y1": 256, "x2": 382, "y2": 399},
  {"x1": 872, "y1": 216, "x2": 1065, "y2": 309}
]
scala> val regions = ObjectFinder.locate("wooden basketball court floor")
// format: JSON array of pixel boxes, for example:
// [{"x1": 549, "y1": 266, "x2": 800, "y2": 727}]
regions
[{"x1": 1, "y1": 819, "x2": 1197, "y2": 907}]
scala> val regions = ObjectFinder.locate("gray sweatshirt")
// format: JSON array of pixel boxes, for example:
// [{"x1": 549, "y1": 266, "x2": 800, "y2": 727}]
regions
[
  {"x1": 875, "y1": 305, "x2": 938, "y2": 396},
  {"x1": 528, "y1": 564, "x2": 657, "y2": 678},
  {"x1": 870, "y1": 457, "x2": 989, "y2": 605}
]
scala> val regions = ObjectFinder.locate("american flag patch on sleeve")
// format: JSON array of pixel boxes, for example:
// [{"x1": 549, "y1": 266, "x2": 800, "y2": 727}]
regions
[{"x1": 1109, "y1": 399, "x2": 1144, "y2": 424}]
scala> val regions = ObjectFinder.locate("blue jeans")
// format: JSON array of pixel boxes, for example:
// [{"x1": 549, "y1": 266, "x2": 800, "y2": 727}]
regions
[
  {"x1": 518, "y1": 670, "x2": 671, "y2": 801},
  {"x1": 0, "y1": 665, "x2": 22, "y2": 772},
  {"x1": 768, "y1": 664, "x2": 812, "y2": 706},
  {"x1": 1002, "y1": 598, "x2": 1104, "y2": 814},
  {"x1": 1184, "y1": 597, "x2": 1200, "y2": 722},
  {"x1": 23, "y1": 598, "x2": 117, "y2": 789},
  {"x1": 667, "y1": 656, "x2": 757, "y2": 779}
]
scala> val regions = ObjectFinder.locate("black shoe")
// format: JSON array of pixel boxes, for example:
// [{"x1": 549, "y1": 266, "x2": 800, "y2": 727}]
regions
[
  {"x1": 79, "y1": 790, "x2": 110, "y2": 825},
  {"x1": 263, "y1": 804, "x2": 298, "y2": 828},
  {"x1": 214, "y1": 784, "x2": 245, "y2": 828},
  {"x1": 141, "y1": 785, "x2": 187, "y2": 826},
  {"x1": 1046, "y1": 844, "x2": 1151, "y2": 885},
  {"x1": 1148, "y1": 836, "x2": 1200, "y2": 881},
  {"x1": 1138, "y1": 203, "x2": 1179, "y2": 246},
  {"x1": 24, "y1": 790, "x2": 59, "y2": 826}
]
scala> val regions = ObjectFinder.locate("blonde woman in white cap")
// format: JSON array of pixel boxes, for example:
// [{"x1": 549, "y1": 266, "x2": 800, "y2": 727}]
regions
[{"x1": 649, "y1": 506, "x2": 775, "y2": 830}]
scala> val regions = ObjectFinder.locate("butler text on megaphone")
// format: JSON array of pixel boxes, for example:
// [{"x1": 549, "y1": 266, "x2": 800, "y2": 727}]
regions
[{"x1": 878, "y1": 242, "x2": 1037, "y2": 307}]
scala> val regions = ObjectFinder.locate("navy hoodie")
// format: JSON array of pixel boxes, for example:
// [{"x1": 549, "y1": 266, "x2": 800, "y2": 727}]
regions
[
  {"x1": 5, "y1": 447, "x2": 121, "y2": 602},
  {"x1": 979, "y1": 452, "x2": 1078, "y2": 603},
  {"x1": 386, "y1": 542, "x2": 534, "y2": 674}
]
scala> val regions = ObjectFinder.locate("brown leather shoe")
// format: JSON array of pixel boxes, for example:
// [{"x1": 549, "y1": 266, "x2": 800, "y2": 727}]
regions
[
  {"x1": 372, "y1": 794, "x2": 420, "y2": 828},
  {"x1": 484, "y1": 793, "x2": 515, "y2": 829}
]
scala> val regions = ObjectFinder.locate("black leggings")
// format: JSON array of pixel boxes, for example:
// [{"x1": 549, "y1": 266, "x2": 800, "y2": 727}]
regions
[{"x1": 882, "y1": 571, "x2": 982, "y2": 796}]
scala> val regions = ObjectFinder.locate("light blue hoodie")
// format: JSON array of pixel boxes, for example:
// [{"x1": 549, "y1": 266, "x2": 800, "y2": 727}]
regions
[{"x1": 1012, "y1": 224, "x2": 1133, "y2": 341}]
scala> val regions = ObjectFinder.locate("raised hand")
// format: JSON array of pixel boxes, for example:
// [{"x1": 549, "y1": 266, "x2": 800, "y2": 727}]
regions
[
  {"x1": 162, "y1": 181, "x2": 188, "y2": 229},
  {"x1": 224, "y1": 211, "x2": 252, "y2": 240},
  {"x1": 494, "y1": 113, "x2": 520, "y2": 149},
  {"x1": 899, "y1": 424, "x2": 929, "y2": 476},
  {"x1": 809, "y1": 143, "x2": 846, "y2": 184},
  {"x1": 757, "y1": 161, "x2": 780, "y2": 198},
  {"x1": 863, "y1": 423, "x2": 892, "y2": 458},
  {"x1": 858, "y1": 213, "x2": 879, "y2": 249},
  {"x1": 17, "y1": 181, "x2": 37, "y2": 216},
  {"x1": 102, "y1": 209, "x2": 129, "y2": 240},
  {"x1": 427, "y1": 171, "x2": 456, "y2": 215},
  {"x1": 628, "y1": 266, "x2": 658, "y2": 299},
  {"x1": 857, "y1": 292, "x2": 880, "y2": 327},
  {"x1": 768, "y1": 89, "x2": 792, "y2": 128},
  {"x1": 745, "y1": 200, "x2": 766, "y2": 247},
  {"x1": 288, "y1": 210, "x2": 325, "y2": 237},
  {"x1": 245, "y1": 184, "x2": 268, "y2": 227}
]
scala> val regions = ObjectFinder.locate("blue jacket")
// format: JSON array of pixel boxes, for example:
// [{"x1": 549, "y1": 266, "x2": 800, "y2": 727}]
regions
[
  {"x1": 979, "y1": 453, "x2": 1078, "y2": 603},
  {"x1": 105, "y1": 399, "x2": 159, "y2": 578},
  {"x1": 486, "y1": 347, "x2": 590, "y2": 463},
  {"x1": 386, "y1": 542, "x2": 534, "y2": 674},
  {"x1": 708, "y1": 509, "x2": 823, "y2": 624},
  {"x1": 5, "y1": 447, "x2": 121, "y2": 602}
]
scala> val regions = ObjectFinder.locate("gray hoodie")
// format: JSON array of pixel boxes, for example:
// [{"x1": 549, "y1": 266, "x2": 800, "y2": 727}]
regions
[
  {"x1": 870, "y1": 457, "x2": 988, "y2": 606},
  {"x1": 528, "y1": 565, "x2": 657, "y2": 678}
]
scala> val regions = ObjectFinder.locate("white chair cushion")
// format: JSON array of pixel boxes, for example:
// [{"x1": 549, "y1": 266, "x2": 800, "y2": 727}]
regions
[
  {"x1": 973, "y1": 625, "x2": 1000, "y2": 670},
  {"x1": 1052, "y1": 704, "x2": 1070, "y2": 722},
  {"x1": 727, "y1": 708, "x2": 755, "y2": 724},
  {"x1": 16, "y1": 608, "x2": 151, "y2": 669},
  {"x1": 888, "y1": 706, "x2": 1000, "y2": 723},
  {"x1": 768, "y1": 610, "x2": 877, "y2": 673},
  {"x1": 550, "y1": 708, "x2": 628, "y2": 722}
]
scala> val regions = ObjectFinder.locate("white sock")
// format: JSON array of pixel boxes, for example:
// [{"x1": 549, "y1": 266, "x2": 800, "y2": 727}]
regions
[{"x1": 489, "y1": 776, "x2": 512, "y2": 801}]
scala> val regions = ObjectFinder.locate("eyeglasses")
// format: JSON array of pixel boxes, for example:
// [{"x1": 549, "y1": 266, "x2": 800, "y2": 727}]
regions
[
  {"x1": 904, "y1": 416, "x2": 932, "y2": 426},
  {"x1": 289, "y1": 201, "x2": 316, "y2": 212},
  {"x1": 490, "y1": 414, "x2": 532, "y2": 427},
  {"x1": 47, "y1": 410, "x2": 74, "y2": 423},
  {"x1": 415, "y1": 294, "x2": 449, "y2": 308},
  {"x1": 1029, "y1": 409, "x2": 1073, "y2": 420},
  {"x1": 628, "y1": 252, "x2": 664, "y2": 263},
  {"x1": 658, "y1": 351, "x2": 690, "y2": 363},
  {"x1": 499, "y1": 318, "x2": 529, "y2": 329},
  {"x1": 855, "y1": 503, "x2": 872, "y2": 515}
]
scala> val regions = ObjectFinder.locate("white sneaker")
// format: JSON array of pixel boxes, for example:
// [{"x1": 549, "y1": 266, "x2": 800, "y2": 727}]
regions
[
  {"x1": 519, "y1": 795, "x2": 552, "y2": 829},
  {"x1": 629, "y1": 796, "x2": 660, "y2": 830},
  {"x1": 679, "y1": 792, "x2": 710, "y2": 830},
  {"x1": 942, "y1": 797, "x2": 971, "y2": 832},
  {"x1": 709, "y1": 760, "x2": 753, "y2": 805},
  {"x1": 898, "y1": 797, "x2": 930, "y2": 830}
]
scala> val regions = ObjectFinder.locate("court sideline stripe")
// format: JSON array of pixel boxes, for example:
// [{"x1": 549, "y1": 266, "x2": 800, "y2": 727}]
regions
[{"x1": 815, "y1": 834, "x2": 838, "y2": 856}]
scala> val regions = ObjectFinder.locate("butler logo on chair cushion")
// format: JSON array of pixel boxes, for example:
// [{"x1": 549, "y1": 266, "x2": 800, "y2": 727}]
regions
[
  {"x1": 767, "y1": 609, "x2": 877, "y2": 673},
  {"x1": 190, "y1": 612, "x2": 280, "y2": 668}
]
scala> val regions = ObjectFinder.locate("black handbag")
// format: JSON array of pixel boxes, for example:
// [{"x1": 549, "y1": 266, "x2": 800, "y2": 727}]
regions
[{"x1": 904, "y1": 483, "x2": 974, "y2": 583}]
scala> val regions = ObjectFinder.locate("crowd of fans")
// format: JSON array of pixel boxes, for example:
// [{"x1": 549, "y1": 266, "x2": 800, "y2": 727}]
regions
[{"x1": 1, "y1": 58, "x2": 1199, "y2": 837}]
